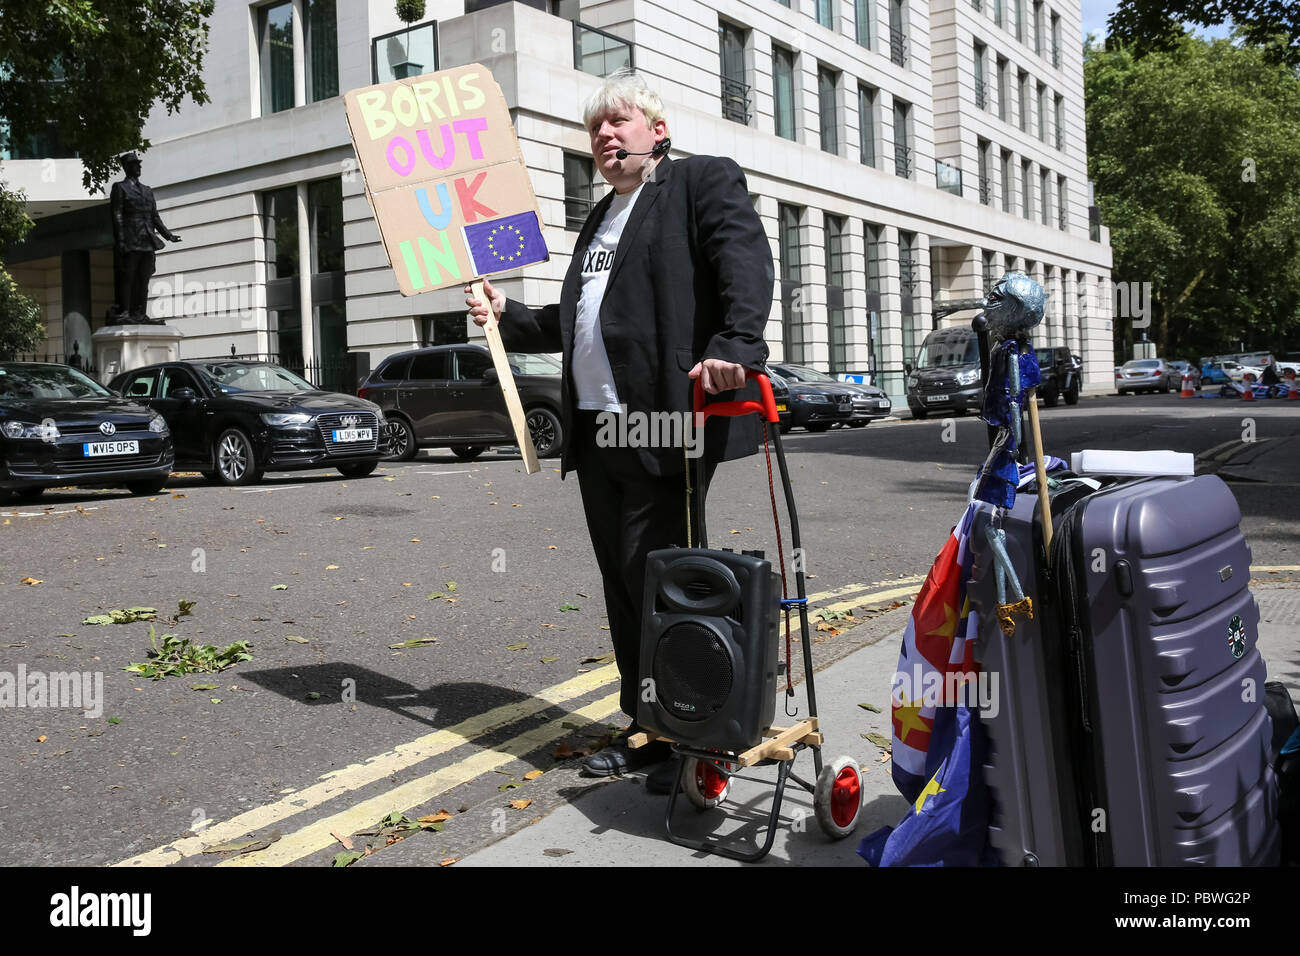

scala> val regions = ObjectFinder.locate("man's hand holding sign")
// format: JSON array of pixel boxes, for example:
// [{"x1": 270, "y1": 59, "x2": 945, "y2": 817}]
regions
[{"x1": 344, "y1": 64, "x2": 548, "y2": 473}]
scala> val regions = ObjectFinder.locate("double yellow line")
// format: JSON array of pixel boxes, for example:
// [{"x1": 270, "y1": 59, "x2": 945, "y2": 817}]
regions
[{"x1": 113, "y1": 576, "x2": 924, "y2": 869}]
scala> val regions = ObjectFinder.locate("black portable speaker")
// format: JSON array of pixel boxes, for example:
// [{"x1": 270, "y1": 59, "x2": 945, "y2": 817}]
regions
[{"x1": 637, "y1": 548, "x2": 780, "y2": 752}]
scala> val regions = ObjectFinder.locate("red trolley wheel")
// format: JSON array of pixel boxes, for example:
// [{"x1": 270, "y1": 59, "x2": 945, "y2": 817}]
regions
[
  {"x1": 681, "y1": 757, "x2": 732, "y2": 810},
  {"x1": 814, "y1": 756, "x2": 863, "y2": 838}
]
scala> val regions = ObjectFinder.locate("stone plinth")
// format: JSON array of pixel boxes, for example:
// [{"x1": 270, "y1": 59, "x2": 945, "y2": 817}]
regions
[{"x1": 92, "y1": 325, "x2": 183, "y2": 385}]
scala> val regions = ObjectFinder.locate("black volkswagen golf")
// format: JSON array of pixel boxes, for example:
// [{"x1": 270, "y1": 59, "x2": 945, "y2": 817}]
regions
[
  {"x1": 0, "y1": 362, "x2": 173, "y2": 500},
  {"x1": 109, "y1": 360, "x2": 387, "y2": 485}
]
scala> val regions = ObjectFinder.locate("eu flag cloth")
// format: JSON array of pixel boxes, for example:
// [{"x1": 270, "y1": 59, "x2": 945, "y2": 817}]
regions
[
  {"x1": 462, "y1": 212, "x2": 549, "y2": 277},
  {"x1": 859, "y1": 503, "x2": 992, "y2": 866}
]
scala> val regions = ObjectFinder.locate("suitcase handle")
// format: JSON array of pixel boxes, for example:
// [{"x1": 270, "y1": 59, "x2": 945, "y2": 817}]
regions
[{"x1": 692, "y1": 369, "x2": 780, "y2": 424}]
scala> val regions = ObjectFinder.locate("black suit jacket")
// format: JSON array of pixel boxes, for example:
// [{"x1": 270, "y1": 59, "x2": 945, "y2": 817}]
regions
[{"x1": 499, "y1": 155, "x2": 774, "y2": 477}]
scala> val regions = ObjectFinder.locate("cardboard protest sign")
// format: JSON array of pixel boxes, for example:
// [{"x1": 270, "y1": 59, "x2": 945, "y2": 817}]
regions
[
  {"x1": 345, "y1": 64, "x2": 546, "y2": 473},
  {"x1": 344, "y1": 63, "x2": 549, "y2": 294}
]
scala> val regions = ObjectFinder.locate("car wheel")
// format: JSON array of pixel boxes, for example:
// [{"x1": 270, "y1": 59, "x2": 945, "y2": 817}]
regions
[
  {"x1": 451, "y1": 446, "x2": 486, "y2": 462},
  {"x1": 806, "y1": 422, "x2": 832, "y2": 433},
  {"x1": 385, "y1": 416, "x2": 418, "y2": 462},
  {"x1": 199, "y1": 470, "x2": 218, "y2": 482},
  {"x1": 214, "y1": 427, "x2": 262, "y2": 486},
  {"x1": 779, "y1": 423, "x2": 792, "y2": 434},
  {"x1": 13, "y1": 486, "x2": 44, "y2": 502},
  {"x1": 912, "y1": 407, "x2": 928, "y2": 419},
  {"x1": 848, "y1": 420, "x2": 867, "y2": 428},
  {"x1": 126, "y1": 479, "x2": 167, "y2": 496},
  {"x1": 1064, "y1": 381, "x2": 1080, "y2": 405},
  {"x1": 1043, "y1": 384, "x2": 1060, "y2": 407},
  {"x1": 337, "y1": 460, "x2": 379, "y2": 478},
  {"x1": 526, "y1": 406, "x2": 563, "y2": 458}
]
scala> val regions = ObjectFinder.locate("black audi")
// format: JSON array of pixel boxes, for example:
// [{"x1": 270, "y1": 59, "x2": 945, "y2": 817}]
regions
[
  {"x1": 0, "y1": 362, "x2": 174, "y2": 500},
  {"x1": 108, "y1": 360, "x2": 387, "y2": 485}
]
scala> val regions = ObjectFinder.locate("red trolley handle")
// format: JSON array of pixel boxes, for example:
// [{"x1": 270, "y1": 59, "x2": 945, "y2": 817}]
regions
[{"x1": 692, "y1": 368, "x2": 779, "y2": 424}]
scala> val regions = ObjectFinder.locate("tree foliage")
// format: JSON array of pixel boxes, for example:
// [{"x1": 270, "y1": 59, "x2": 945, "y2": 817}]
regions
[
  {"x1": 1085, "y1": 34, "x2": 1300, "y2": 359},
  {"x1": 0, "y1": 0, "x2": 213, "y2": 354},
  {"x1": 1108, "y1": 0, "x2": 1300, "y2": 67}
]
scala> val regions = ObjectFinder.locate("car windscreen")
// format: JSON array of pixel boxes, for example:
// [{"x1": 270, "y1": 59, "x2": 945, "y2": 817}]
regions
[
  {"x1": 0, "y1": 364, "x2": 113, "y2": 400},
  {"x1": 776, "y1": 365, "x2": 836, "y2": 383},
  {"x1": 1124, "y1": 360, "x2": 1160, "y2": 370},
  {"x1": 917, "y1": 336, "x2": 979, "y2": 368},
  {"x1": 505, "y1": 352, "x2": 562, "y2": 375},
  {"x1": 197, "y1": 363, "x2": 315, "y2": 393}
]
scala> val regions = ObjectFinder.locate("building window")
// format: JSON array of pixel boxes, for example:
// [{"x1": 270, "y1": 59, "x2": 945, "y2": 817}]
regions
[
  {"x1": 372, "y1": 19, "x2": 438, "y2": 82},
  {"x1": 974, "y1": 42, "x2": 987, "y2": 109},
  {"x1": 893, "y1": 99, "x2": 912, "y2": 178},
  {"x1": 855, "y1": 0, "x2": 872, "y2": 48},
  {"x1": 1050, "y1": 9, "x2": 1061, "y2": 67},
  {"x1": 1021, "y1": 159, "x2": 1032, "y2": 219},
  {"x1": 719, "y1": 21, "x2": 751, "y2": 124},
  {"x1": 889, "y1": 0, "x2": 907, "y2": 67},
  {"x1": 936, "y1": 159, "x2": 962, "y2": 196},
  {"x1": 978, "y1": 138, "x2": 992, "y2": 205},
  {"x1": 309, "y1": 178, "x2": 344, "y2": 274},
  {"x1": 818, "y1": 65, "x2": 839, "y2": 154},
  {"x1": 1014, "y1": 0, "x2": 1025, "y2": 43},
  {"x1": 997, "y1": 56, "x2": 1009, "y2": 122},
  {"x1": 1032, "y1": 0, "x2": 1043, "y2": 55},
  {"x1": 1037, "y1": 82, "x2": 1048, "y2": 141},
  {"x1": 259, "y1": 1, "x2": 295, "y2": 115},
  {"x1": 779, "y1": 204, "x2": 806, "y2": 364},
  {"x1": 1040, "y1": 166, "x2": 1051, "y2": 225},
  {"x1": 1001, "y1": 149, "x2": 1014, "y2": 213},
  {"x1": 816, "y1": 0, "x2": 834, "y2": 30},
  {"x1": 858, "y1": 85, "x2": 877, "y2": 166},
  {"x1": 773, "y1": 45, "x2": 796, "y2": 141},
  {"x1": 1054, "y1": 93, "x2": 1065, "y2": 150},
  {"x1": 825, "y1": 214, "x2": 848, "y2": 372},
  {"x1": 564, "y1": 153, "x2": 597, "y2": 231},
  {"x1": 306, "y1": 0, "x2": 338, "y2": 100},
  {"x1": 1057, "y1": 174, "x2": 1068, "y2": 230},
  {"x1": 1017, "y1": 70, "x2": 1029, "y2": 133},
  {"x1": 865, "y1": 222, "x2": 884, "y2": 376},
  {"x1": 983, "y1": 249, "x2": 999, "y2": 293},
  {"x1": 993, "y1": 0, "x2": 1004, "y2": 28},
  {"x1": 899, "y1": 230, "x2": 918, "y2": 361},
  {"x1": 264, "y1": 186, "x2": 298, "y2": 282},
  {"x1": 574, "y1": 22, "x2": 634, "y2": 77}
]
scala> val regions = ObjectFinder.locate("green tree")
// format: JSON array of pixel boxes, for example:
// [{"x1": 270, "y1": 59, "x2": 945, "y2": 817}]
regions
[
  {"x1": 1085, "y1": 34, "x2": 1300, "y2": 360},
  {"x1": 0, "y1": 0, "x2": 214, "y2": 355},
  {"x1": 1108, "y1": 0, "x2": 1300, "y2": 67}
]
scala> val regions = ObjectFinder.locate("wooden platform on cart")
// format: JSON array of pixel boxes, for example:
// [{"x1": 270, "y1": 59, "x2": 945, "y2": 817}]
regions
[{"x1": 626, "y1": 719, "x2": 823, "y2": 768}]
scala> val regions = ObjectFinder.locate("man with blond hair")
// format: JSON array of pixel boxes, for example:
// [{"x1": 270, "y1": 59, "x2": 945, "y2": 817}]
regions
[{"x1": 467, "y1": 70, "x2": 772, "y2": 788}]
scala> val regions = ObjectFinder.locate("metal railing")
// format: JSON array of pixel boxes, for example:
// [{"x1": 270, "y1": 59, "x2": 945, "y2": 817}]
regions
[
  {"x1": 894, "y1": 143, "x2": 912, "y2": 178},
  {"x1": 721, "y1": 76, "x2": 751, "y2": 125},
  {"x1": 573, "y1": 21, "x2": 633, "y2": 78},
  {"x1": 890, "y1": 28, "x2": 907, "y2": 66},
  {"x1": 8, "y1": 353, "x2": 98, "y2": 375},
  {"x1": 1055, "y1": 127, "x2": 1064, "y2": 151},
  {"x1": 979, "y1": 175, "x2": 993, "y2": 205},
  {"x1": 1058, "y1": 208, "x2": 1068, "y2": 231}
]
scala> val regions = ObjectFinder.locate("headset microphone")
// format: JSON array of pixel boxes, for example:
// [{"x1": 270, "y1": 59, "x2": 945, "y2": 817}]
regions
[{"x1": 615, "y1": 138, "x2": 671, "y2": 160}]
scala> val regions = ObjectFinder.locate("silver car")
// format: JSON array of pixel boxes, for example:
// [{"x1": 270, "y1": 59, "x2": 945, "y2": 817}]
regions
[{"x1": 1117, "y1": 358, "x2": 1177, "y2": 394}]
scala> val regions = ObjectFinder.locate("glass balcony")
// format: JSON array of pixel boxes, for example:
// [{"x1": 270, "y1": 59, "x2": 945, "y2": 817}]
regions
[
  {"x1": 936, "y1": 160, "x2": 963, "y2": 196},
  {"x1": 573, "y1": 21, "x2": 633, "y2": 77}
]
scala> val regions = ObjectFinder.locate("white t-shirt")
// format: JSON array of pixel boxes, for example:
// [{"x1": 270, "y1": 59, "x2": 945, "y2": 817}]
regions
[{"x1": 573, "y1": 185, "x2": 643, "y2": 412}]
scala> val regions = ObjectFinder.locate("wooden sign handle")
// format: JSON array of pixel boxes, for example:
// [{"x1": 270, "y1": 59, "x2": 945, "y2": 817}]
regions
[
  {"x1": 474, "y1": 278, "x2": 541, "y2": 475},
  {"x1": 1026, "y1": 388, "x2": 1053, "y2": 561}
]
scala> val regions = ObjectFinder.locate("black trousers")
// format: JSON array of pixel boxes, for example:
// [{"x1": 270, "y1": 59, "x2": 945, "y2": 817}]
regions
[
  {"x1": 573, "y1": 410, "x2": 717, "y2": 719},
  {"x1": 115, "y1": 249, "x2": 156, "y2": 319}
]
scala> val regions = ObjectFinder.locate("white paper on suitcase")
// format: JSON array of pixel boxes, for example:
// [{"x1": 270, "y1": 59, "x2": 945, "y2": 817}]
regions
[{"x1": 1070, "y1": 449, "x2": 1194, "y2": 477}]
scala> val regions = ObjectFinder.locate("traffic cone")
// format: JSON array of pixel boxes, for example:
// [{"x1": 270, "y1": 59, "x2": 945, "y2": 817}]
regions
[
  {"x1": 1241, "y1": 373, "x2": 1256, "y2": 402},
  {"x1": 1180, "y1": 374, "x2": 1195, "y2": 398},
  {"x1": 1287, "y1": 372, "x2": 1299, "y2": 401}
]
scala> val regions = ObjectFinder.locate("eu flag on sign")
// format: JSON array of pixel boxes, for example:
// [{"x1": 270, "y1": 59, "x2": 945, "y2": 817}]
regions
[{"x1": 462, "y1": 212, "x2": 549, "y2": 277}]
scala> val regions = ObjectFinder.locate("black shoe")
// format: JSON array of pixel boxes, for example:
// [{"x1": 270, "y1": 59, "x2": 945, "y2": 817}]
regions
[
  {"x1": 582, "y1": 737, "x2": 671, "y2": 777},
  {"x1": 645, "y1": 758, "x2": 680, "y2": 795}
]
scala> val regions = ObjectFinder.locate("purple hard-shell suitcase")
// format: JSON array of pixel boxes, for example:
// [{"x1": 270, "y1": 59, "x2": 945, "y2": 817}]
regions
[{"x1": 974, "y1": 474, "x2": 1281, "y2": 866}]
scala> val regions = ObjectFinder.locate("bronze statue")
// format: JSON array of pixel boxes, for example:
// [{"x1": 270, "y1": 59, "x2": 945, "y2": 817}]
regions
[{"x1": 107, "y1": 153, "x2": 181, "y2": 325}]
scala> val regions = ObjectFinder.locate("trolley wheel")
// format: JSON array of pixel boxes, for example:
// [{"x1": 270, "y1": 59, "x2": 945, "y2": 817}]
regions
[
  {"x1": 814, "y1": 756, "x2": 863, "y2": 839},
  {"x1": 681, "y1": 757, "x2": 732, "y2": 810}
]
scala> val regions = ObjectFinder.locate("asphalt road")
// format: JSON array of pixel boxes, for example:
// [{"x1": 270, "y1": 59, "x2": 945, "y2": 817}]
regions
[{"x1": 1, "y1": 392, "x2": 1297, "y2": 867}]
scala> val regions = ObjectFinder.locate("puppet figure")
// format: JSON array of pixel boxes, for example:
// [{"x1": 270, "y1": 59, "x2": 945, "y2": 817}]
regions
[{"x1": 971, "y1": 271, "x2": 1046, "y2": 637}]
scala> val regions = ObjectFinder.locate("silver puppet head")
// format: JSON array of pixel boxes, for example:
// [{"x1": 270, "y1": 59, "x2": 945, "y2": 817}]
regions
[{"x1": 983, "y1": 272, "x2": 1046, "y2": 339}]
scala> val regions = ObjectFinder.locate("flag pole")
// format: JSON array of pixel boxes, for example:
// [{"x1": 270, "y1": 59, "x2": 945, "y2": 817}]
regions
[
  {"x1": 475, "y1": 277, "x2": 541, "y2": 475},
  {"x1": 1025, "y1": 382, "x2": 1053, "y2": 561}
]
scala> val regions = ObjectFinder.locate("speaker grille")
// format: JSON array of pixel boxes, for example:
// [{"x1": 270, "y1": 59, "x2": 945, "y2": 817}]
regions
[{"x1": 653, "y1": 621, "x2": 733, "y2": 721}]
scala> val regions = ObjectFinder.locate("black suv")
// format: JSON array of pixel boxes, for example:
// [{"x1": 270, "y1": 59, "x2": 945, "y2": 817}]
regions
[
  {"x1": 358, "y1": 345, "x2": 564, "y2": 461},
  {"x1": 1034, "y1": 346, "x2": 1083, "y2": 406},
  {"x1": 906, "y1": 328, "x2": 983, "y2": 418}
]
